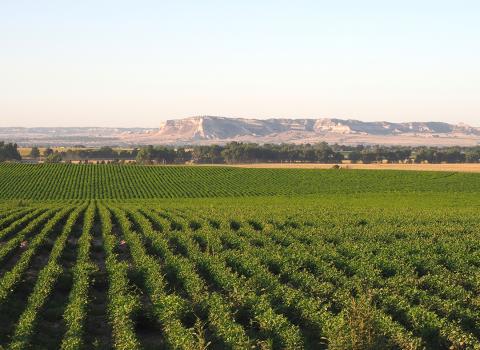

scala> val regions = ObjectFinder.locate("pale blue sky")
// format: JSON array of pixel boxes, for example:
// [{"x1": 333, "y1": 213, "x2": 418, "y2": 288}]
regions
[{"x1": 1, "y1": 0, "x2": 479, "y2": 127}]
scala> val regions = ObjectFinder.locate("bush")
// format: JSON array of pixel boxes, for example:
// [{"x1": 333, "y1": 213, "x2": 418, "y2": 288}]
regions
[{"x1": 44, "y1": 153, "x2": 62, "y2": 163}]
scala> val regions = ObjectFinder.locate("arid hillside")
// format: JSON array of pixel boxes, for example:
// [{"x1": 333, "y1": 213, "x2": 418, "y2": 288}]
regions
[{"x1": 2, "y1": 116, "x2": 479, "y2": 146}]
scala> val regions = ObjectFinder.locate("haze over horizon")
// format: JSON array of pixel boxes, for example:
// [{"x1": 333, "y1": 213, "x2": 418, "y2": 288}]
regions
[
  {"x1": 1, "y1": 115, "x2": 479, "y2": 129},
  {"x1": 1, "y1": 1, "x2": 479, "y2": 128}
]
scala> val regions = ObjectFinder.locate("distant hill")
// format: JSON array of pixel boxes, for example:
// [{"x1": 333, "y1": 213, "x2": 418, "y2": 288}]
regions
[
  {"x1": 149, "y1": 116, "x2": 480, "y2": 145},
  {"x1": 1, "y1": 116, "x2": 479, "y2": 146}
]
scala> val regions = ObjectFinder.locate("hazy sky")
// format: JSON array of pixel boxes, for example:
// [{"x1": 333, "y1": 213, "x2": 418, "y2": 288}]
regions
[{"x1": 1, "y1": 0, "x2": 479, "y2": 127}]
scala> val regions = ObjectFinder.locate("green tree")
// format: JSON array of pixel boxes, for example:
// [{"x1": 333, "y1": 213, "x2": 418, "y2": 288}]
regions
[
  {"x1": 348, "y1": 151, "x2": 361, "y2": 163},
  {"x1": 43, "y1": 148, "x2": 54, "y2": 157},
  {"x1": 44, "y1": 152, "x2": 62, "y2": 163},
  {"x1": 0, "y1": 142, "x2": 22, "y2": 162},
  {"x1": 465, "y1": 150, "x2": 480, "y2": 163},
  {"x1": 136, "y1": 146, "x2": 153, "y2": 164},
  {"x1": 30, "y1": 146, "x2": 40, "y2": 159}
]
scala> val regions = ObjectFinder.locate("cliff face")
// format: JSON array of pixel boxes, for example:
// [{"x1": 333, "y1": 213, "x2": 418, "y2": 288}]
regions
[
  {"x1": 155, "y1": 116, "x2": 480, "y2": 140},
  {"x1": 2, "y1": 117, "x2": 479, "y2": 146}
]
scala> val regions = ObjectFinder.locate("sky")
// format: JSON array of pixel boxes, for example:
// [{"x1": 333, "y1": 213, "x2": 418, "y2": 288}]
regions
[{"x1": 1, "y1": 0, "x2": 479, "y2": 127}]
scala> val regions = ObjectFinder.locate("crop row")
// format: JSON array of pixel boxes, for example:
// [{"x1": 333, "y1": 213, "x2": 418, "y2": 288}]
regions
[
  {"x1": 1, "y1": 163, "x2": 480, "y2": 200},
  {"x1": 0, "y1": 201, "x2": 479, "y2": 349}
]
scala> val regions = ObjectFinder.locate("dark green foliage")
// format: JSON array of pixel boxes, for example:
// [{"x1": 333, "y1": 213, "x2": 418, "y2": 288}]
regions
[
  {"x1": 44, "y1": 153, "x2": 62, "y2": 163},
  {"x1": 0, "y1": 142, "x2": 21, "y2": 162},
  {"x1": 29, "y1": 147, "x2": 40, "y2": 159}
]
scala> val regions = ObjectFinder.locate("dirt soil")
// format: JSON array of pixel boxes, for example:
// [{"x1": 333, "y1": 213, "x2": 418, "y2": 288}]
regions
[{"x1": 222, "y1": 163, "x2": 480, "y2": 173}]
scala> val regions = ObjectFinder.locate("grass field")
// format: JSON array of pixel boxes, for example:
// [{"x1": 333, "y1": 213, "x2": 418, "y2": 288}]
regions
[{"x1": 0, "y1": 164, "x2": 479, "y2": 349}]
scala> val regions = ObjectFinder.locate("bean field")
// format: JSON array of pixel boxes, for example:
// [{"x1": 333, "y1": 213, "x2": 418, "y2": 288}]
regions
[
  {"x1": 1, "y1": 163, "x2": 480, "y2": 199},
  {"x1": 0, "y1": 164, "x2": 479, "y2": 349}
]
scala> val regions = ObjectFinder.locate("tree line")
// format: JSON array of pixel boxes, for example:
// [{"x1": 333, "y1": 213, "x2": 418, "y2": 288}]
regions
[
  {"x1": 136, "y1": 142, "x2": 480, "y2": 164},
  {"x1": 2, "y1": 142, "x2": 480, "y2": 164},
  {"x1": 25, "y1": 146, "x2": 139, "y2": 163}
]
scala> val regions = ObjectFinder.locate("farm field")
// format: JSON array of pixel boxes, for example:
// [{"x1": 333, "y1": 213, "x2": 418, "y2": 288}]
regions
[
  {"x1": 0, "y1": 164, "x2": 479, "y2": 349},
  {"x1": 226, "y1": 162, "x2": 480, "y2": 173},
  {"x1": 1, "y1": 163, "x2": 480, "y2": 200}
]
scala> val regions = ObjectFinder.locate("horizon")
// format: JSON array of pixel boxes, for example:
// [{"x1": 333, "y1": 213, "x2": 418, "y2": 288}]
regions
[
  {"x1": 1, "y1": 1, "x2": 479, "y2": 128},
  {"x1": 0, "y1": 115, "x2": 480, "y2": 129}
]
